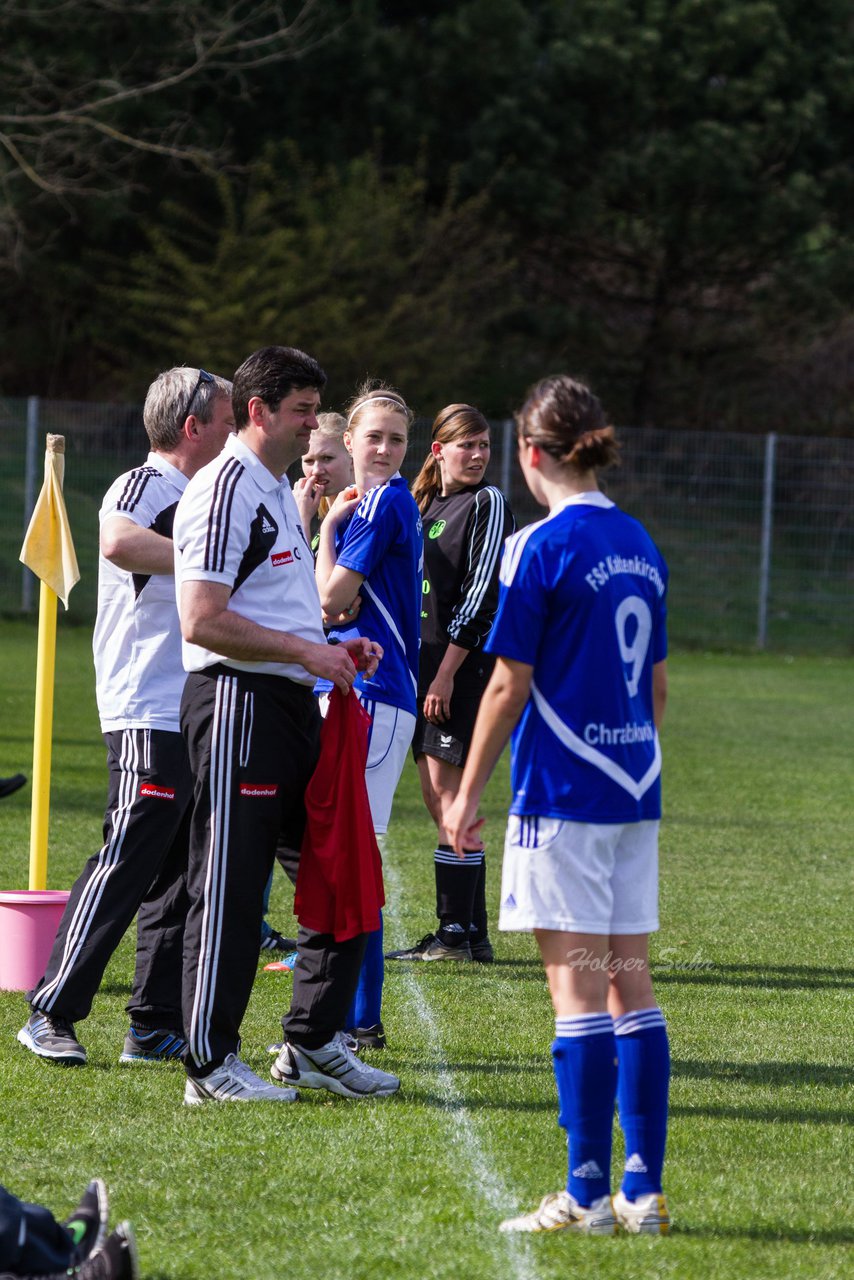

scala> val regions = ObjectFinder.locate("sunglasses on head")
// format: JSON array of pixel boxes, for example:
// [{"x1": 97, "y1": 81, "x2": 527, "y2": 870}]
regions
[{"x1": 184, "y1": 368, "x2": 214, "y2": 419}]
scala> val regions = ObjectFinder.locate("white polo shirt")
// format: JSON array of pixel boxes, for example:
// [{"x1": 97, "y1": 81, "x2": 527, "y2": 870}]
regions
[
  {"x1": 173, "y1": 432, "x2": 326, "y2": 684},
  {"x1": 94, "y1": 453, "x2": 188, "y2": 733}
]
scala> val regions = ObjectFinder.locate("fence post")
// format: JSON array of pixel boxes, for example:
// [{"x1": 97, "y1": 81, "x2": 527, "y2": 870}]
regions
[
  {"x1": 500, "y1": 418, "x2": 514, "y2": 499},
  {"x1": 756, "y1": 431, "x2": 777, "y2": 650},
  {"x1": 22, "y1": 396, "x2": 40, "y2": 612}
]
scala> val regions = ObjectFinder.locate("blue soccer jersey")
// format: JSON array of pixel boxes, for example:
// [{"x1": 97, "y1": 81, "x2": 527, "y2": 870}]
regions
[
  {"x1": 332, "y1": 474, "x2": 423, "y2": 715},
  {"x1": 486, "y1": 492, "x2": 668, "y2": 823}
]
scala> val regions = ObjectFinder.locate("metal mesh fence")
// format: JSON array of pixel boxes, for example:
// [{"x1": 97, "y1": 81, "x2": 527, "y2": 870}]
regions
[{"x1": 1, "y1": 397, "x2": 852, "y2": 653}]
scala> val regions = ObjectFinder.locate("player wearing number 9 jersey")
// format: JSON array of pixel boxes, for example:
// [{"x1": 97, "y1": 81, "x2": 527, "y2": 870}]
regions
[{"x1": 446, "y1": 375, "x2": 671, "y2": 1237}]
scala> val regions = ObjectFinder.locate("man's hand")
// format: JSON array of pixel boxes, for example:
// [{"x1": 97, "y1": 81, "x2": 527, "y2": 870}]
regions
[
  {"x1": 302, "y1": 642, "x2": 359, "y2": 694},
  {"x1": 341, "y1": 637, "x2": 383, "y2": 680}
]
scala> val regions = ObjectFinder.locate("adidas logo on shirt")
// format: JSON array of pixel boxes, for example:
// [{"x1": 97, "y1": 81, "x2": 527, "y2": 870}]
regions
[
  {"x1": 503, "y1": 893, "x2": 517, "y2": 909},
  {"x1": 572, "y1": 1160, "x2": 603, "y2": 1180},
  {"x1": 261, "y1": 515, "x2": 276, "y2": 533},
  {"x1": 624, "y1": 1153, "x2": 648, "y2": 1173}
]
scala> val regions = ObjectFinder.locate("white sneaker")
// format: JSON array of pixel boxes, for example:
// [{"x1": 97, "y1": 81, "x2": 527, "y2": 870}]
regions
[
  {"x1": 271, "y1": 1032, "x2": 400, "y2": 1098},
  {"x1": 499, "y1": 1191, "x2": 616, "y2": 1235},
  {"x1": 613, "y1": 1190, "x2": 670, "y2": 1234},
  {"x1": 183, "y1": 1052, "x2": 298, "y2": 1105}
]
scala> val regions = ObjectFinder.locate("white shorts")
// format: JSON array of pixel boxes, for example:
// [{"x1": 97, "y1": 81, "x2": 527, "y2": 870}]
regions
[
  {"x1": 358, "y1": 696, "x2": 415, "y2": 834},
  {"x1": 498, "y1": 816, "x2": 660, "y2": 936}
]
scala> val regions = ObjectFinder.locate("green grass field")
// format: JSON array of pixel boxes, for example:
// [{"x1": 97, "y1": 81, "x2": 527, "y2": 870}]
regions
[{"x1": 0, "y1": 622, "x2": 851, "y2": 1279}]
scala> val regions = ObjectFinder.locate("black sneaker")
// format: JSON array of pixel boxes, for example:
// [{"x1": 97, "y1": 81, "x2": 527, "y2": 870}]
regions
[
  {"x1": 119, "y1": 1026, "x2": 187, "y2": 1065},
  {"x1": 385, "y1": 933, "x2": 472, "y2": 962},
  {"x1": 79, "y1": 1222, "x2": 139, "y2": 1280},
  {"x1": 63, "y1": 1179, "x2": 109, "y2": 1264},
  {"x1": 260, "y1": 927, "x2": 299, "y2": 952},
  {"x1": 17, "y1": 1011, "x2": 87, "y2": 1064},
  {"x1": 349, "y1": 1022, "x2": 386, "y2": 1050},
  {"x1": 20, "y1": 1222, "x2": 138, "y2": 1280},
  {"x1": 470, "y1": 937, "x2": 495, "y2": 963}
]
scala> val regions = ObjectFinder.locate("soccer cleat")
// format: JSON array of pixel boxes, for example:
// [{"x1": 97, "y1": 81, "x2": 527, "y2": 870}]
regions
[
  {"x1": 348, "y1": 1022, "x2": 386, "y2": 1050},
  {"x1": 470, "y1": 937, "x2": 495, "y2": 963},
  {"x1": 271, "y1": 1032, "x2": 400, "y2": 1098},
  {"x1": 17, "y1": 1011, "x2": 87, "y2": 1064},
  {"x1": 260, "y1": 927, "x2": 298, "y2": 953},
  {"x1": 183, "y1": 1053, "x2": 298, "y2": 1105},
  {"x1": 63, "y1": 1178, "x2": 109, "y2": 1264},
  {"x1": 119, "y1": 1026, "x2": 187, "y2": 1065},
  {"x1": 499, "y1": 1191, "x2": 617, "y2": 1235},
  {"x1": 385, "y1": 933, "x2": 472, "y2": 962},
  {"x1": 78, "y1": 1221, "x2": 140, "y2": 1280},
  {"x1": 613, "y1": 1190, "x2": 670, "y2": 1234}
]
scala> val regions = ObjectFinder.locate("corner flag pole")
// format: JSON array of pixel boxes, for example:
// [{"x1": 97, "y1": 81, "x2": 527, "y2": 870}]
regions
[
  {"x1": 19, "y1": 434, "x2": 80, "y2": 890},
  {"x1": 29, "y1": 578, "x2": 58, "y2": 889}
]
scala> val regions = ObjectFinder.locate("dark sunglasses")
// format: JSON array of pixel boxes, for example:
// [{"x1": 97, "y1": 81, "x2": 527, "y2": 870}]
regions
[{"x1": 184, "y1": 368, "x2": 214, "y2": 420}]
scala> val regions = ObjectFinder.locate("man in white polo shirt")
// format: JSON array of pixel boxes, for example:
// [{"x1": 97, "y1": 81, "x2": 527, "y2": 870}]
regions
[
  {"x1": 174, "y1": 344, "x2": 399, "y2": 1104},
  {"x1": 19, "y1": 367, "x2": 234, "y2": 1067}
]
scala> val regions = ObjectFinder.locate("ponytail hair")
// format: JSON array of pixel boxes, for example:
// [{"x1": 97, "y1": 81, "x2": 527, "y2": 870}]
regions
[
  {"x1": 515, "y1": 375, "x2": 620, "y2": 472},
  {"x1": 411, "y1": 403, "x2": 490, "y2": 514}
]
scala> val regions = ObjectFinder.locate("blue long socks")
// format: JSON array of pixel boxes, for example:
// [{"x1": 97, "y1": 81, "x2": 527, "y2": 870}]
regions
[
  {"x1": 614, "y1": 1007, "x2": 670, "y2": 1199},
  {"x1": 345, "y1": 912, "x2": 384, "y2": 1030},
  {"x1": 553, "y1": 1014, "x2": 618, "y2": 1206}
]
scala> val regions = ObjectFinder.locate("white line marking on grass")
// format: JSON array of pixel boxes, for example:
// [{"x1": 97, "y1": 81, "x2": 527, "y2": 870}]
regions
[{"x1": 383, "y1": 859, "x2": 539, "y2": 1280}]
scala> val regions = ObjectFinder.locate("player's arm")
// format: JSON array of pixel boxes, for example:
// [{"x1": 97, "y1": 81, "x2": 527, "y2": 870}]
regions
[
  {"x1": 653, "y1": 659, "x2": 667, "y2": 729},
  {"x1": 100, "y1": 514, "x2": 174, "y2": 575},
  {"x1": 423, "y1": 643, "x2": 470, "y2": 724},
  {"x1": 293, "y1": 476, "x2": 322, "y2": 538},
  {"x1": 315, "y1": 490, "x2": 365, "y2": 615},
  {"x1": 444, "y1": 656, "x2": 533, "y2": 854},
  {"x1": 179, "y1": 580, "x2": 369, "y2": 693}
]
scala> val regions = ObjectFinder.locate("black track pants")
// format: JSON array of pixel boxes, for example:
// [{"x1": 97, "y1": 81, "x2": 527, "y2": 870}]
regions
[
  {"x1": 180, "y1": 667, "x2": 367, "y2": 1069},
  {"x1": 30, "y1": 729, "x2": 192, "y2": 1028}
]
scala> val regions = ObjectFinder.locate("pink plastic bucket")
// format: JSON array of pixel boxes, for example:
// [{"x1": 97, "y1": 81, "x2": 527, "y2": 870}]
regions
[{"x1": 0, "y1": 890, "x2": 70, "y2": 991}]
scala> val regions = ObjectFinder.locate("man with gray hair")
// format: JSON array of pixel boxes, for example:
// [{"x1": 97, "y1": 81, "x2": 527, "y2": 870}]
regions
[{"x1": 18, "y1": 367, "x2": 234, "y2": 1068}]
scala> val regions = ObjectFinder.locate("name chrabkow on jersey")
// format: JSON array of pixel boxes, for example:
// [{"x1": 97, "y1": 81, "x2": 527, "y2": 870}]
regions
[{"x1": 583, "y1": 720, "x2": 655, "y2": 746}]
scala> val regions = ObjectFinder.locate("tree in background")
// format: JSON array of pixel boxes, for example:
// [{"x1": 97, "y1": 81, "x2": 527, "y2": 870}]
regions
[
  {"x1": 2, "y1": 0, "x2": 854, "y2": 432},
  {"x1": 102, "y1": 148, "x2": 516, "y2": 413}
]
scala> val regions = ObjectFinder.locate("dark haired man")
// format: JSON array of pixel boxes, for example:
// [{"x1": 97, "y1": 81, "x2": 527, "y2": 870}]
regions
[
  {"x1": 19, "y1": 368, "x2": 234, "y2": 1067},
  {"x1": 174, "y1": 345, "x2": 399, "y2": 1103}
]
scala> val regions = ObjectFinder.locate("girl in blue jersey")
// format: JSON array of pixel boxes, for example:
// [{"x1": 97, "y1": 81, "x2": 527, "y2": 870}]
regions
[
  {"x1": 447, "y1": 375, "x2": 671, "y2": 1237},
  {"x1": 315, "y1": 383, "x2": 423, "y2": 1046}
]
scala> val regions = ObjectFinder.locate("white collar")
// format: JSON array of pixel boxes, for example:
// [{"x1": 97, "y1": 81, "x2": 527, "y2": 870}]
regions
[
  {"x1": 552, "y1": 490, "x2": 614, "y2": 515},
  {"x1": 226, "y1": 433, "x2": 290, "y2": 493}
]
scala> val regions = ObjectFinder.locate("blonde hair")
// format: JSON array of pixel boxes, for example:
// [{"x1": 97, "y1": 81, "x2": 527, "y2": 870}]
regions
[
  {"x1": 344, "y1": 379, "x2": 413, "y2": 432},
  {"x1": 308, "y1": 412, "x2": 350, "y2": 519},
  {"x1": 314, "y1": 411, "x2": 347, "y2": 441}
]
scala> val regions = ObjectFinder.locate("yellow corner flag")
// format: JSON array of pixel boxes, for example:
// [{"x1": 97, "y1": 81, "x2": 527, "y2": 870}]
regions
[
  {"x1": 19, "y1": 434, "x2": 80, "y2": 889},
  {"x1": 20, "y1": 433, "x2": 80, "y2": 608}
]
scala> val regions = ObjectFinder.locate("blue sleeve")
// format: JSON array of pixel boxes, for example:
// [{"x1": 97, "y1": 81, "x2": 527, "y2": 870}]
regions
[
  {"x1": 485, "y1": 535, "x2": 547, "y2": 665},
  {"x1": 337, "y1": 488, "x2": 398, "y2": 579}
]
